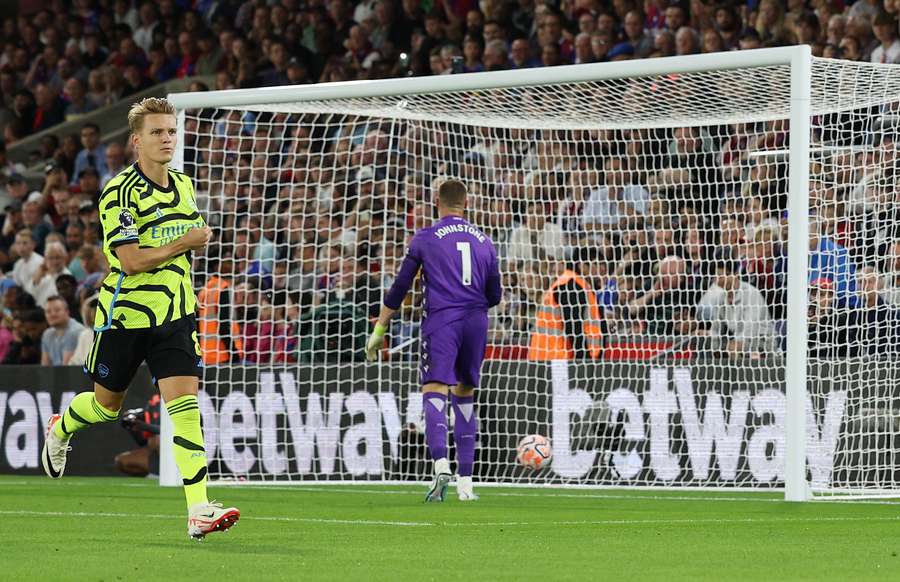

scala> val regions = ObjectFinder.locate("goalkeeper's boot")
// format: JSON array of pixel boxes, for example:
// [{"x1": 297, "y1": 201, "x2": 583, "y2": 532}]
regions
[
  {"x1": 188, "y1": 501, "x2": 241, "y2": 540},
  {"x1": 457, "y1": 476, "x2": 479, "y2": 502},
  {"x1": 41, "y1": 415, "x2": 70, "y2": 479},
  {"x1": 425, "y1": 458, "x2": 451, "y2": 503}
]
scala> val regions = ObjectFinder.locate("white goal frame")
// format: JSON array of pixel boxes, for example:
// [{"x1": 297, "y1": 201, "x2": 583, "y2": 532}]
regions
[{"x1": 163, "y1": 46, "x2": 813, "y2": 501}]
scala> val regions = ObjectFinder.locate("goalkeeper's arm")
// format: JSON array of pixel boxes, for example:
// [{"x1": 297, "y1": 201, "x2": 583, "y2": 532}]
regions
[
  {"x1": 366, "y1": 240, "x2": 422, "y2": 361},
  {"x1": 366, "y1": 305, "x2": 398, "y2": 362}
]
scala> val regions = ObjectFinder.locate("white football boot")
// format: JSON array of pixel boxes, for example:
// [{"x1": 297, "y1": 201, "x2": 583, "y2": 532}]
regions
[
  {"x1": 457, "y1": 476, "x2": 479, "y2": 501},
  {"x1": 425, "y1": 458, "x2": 452, "y2": 503},
  {"x1": 41, "y1": 415, "x2": 71, "y2": 479},
  {"x1": 187, "y1": 501, "x2": 241, "y2": 540}
]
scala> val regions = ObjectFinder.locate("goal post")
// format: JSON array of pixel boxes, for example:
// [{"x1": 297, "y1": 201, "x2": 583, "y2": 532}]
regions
[{"x1": 162, "y1": 46, "x2": 900, "y2": 499}]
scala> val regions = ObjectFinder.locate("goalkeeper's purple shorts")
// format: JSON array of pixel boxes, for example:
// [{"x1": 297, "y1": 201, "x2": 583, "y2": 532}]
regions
[{"x1": 420, "y1": 311, "x2": 488, "y2": 388}]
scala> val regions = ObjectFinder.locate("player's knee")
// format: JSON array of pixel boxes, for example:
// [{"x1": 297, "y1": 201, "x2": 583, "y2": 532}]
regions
[
  {"x1": 451, "y1": 384, "x2": 475, "y2": 398},
  {"x1": 94, "y1": 384, "x2": 125, "y2": 413},
  {"x1": 422, "y1": 382, "x2": 449, "y2": 395}
]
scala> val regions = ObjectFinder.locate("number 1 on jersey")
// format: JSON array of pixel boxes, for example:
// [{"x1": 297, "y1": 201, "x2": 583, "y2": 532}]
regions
[{"x1": 456, "y1": 242, "x2": 472, "y2": 286}]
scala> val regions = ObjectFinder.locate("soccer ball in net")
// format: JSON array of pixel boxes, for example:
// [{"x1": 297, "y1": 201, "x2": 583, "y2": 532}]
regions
[{"x1": 516, "y1": 435, "x2": 552, "y2": 471}]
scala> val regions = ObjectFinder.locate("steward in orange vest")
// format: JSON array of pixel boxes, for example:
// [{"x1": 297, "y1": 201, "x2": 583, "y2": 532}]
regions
[
  {"x1": 528, "y1": 266, "x2": 603, "y2": 360},
  {"x1": 198, "y1": 273, "x2": 243, "y2": 365}
]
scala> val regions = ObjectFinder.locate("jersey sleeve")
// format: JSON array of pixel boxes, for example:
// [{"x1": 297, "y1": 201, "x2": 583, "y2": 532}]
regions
[
  {"x1": 485, "y1": 243, "x2": 502, "y2": 308},
  {"x1": 383, "y1": 234, "x2": 424, "y2": 310},
  {"x1": 100, "y1": 179, "x2": 139, "y2": 251}
]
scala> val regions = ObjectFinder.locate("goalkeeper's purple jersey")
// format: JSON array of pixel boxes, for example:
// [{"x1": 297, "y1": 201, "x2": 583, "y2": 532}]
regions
[{"x1": 384, "y1": 215, "x2": 502, "y2": 332}]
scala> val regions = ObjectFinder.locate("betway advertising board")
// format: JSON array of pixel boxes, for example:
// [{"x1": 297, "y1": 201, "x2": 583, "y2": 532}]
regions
[{"x1": 0, "y1": 361, "x2": 885, "y2": 488}]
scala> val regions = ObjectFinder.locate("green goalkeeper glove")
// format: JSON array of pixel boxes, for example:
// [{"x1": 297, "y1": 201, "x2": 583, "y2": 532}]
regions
[{"x1": 366, "y1": 323, "x2": 388, "y2": 362}]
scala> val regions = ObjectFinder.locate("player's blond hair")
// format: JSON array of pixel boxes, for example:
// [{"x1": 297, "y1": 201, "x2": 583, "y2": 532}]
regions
[{"x1": 127, "y1": 97, "x2": 176, "y2": 134}]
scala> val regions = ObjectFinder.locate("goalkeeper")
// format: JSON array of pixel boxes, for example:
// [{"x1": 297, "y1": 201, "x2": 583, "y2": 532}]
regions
[
  {"x1": 366, "y1": 179, "x2": 502, "y2": 502},
  {"x1": 40, "y1": 98, "x2": 239, "y2": 540}
]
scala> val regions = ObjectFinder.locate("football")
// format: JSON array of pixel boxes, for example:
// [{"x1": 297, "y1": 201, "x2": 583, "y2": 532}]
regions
[{"x1": 516, "y1": 435, "x2": 552, "y2": 471}]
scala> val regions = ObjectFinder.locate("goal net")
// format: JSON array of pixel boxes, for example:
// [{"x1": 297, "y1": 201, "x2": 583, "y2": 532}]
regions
[{"x1": 170, "y1": 48, "x2": 900, "y2": 497}]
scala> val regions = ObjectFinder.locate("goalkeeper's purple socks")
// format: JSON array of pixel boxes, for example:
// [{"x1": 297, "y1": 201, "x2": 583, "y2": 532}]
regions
[
  {"x1": 423, "y1": 392, "x2": 449, "y2": 464},
  {"x1": 451, "y1": 394, "x2": 476, "y2": 477}
]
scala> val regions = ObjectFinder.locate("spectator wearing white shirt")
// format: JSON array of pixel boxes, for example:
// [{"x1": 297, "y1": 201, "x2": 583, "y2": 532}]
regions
[
  {"x1": 10, "y1": 229, "x2": 43, "y2": 289},
  {"x1": 26, "y1": 241, "x2": 71, "y2": 308},
  {"x1": 871, "y1": 11, "x2": 900, "y2": 64},
  {"x1": 697, "y1": 248, "x2": 776, "y2": 357},
  {"x1": 583, "y1": 157, "x2": 650, "y2": 239},
  {"x1": 506, "y1": 202, "x2": 566, "y2": 265},
  {"x1": 134, "y1": 3, "x2": 160, "y2": 54},
  {"x1": 40, "y1": 296, "x2": 84, "y2": 366}
]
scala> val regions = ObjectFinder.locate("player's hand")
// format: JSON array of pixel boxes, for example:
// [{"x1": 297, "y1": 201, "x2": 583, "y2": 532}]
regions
[
  {"x1": 182, "y1": 226, "x2": 212, "y2": 251},
  {"x1": 365, "y1": 323, "x2": 388, "y2": 362}
]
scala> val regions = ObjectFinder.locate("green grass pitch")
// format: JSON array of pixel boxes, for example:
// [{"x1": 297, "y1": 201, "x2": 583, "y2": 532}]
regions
[{"x1": 2, "y1": 475, "x2": 900, "y2": 581}]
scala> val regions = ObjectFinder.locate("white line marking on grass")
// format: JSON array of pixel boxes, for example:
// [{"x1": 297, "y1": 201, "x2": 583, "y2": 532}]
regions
[
  {"x1": 0, "y1": 510, "x2": 431, "y2": 527},
  {"x1": 4, "y1": 481, "x2": 900, "y2": 505},
  {"x1": 5, "y1": 510, "x2": 900, "y2": 528}
]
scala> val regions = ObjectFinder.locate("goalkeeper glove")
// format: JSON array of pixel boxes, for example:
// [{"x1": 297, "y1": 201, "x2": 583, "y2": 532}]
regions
[{"x1": 366, "y1": 322, "x2": 388, "y2": 362}]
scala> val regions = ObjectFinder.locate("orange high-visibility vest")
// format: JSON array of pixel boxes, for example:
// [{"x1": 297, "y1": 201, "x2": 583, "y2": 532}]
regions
[
  {"x1": 528, "y1": 269, "x2": 603, "y2": 360},
  {"x1": 197, "y1": 276, "x2": 243, "y2": 365}
]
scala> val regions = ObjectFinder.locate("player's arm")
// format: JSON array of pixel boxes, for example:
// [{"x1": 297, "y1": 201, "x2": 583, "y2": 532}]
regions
[
  {"x1": 103, "y1": 176, "x2": 210, "y2": 275},
  {"x1": 485, "y1": 248, "x2": 502, "y2": 308},
  {"x1": 366, "y1": 239, "x2": 422, "y2": 361},
  {"x1": 115, "y1": 228, "x2": 211, "y2": 275}
]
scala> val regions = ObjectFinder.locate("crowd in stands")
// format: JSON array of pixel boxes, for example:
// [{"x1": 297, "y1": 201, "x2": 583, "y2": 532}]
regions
[{"x1": 1, "y1": 0, "x2": 900, "y2": 365}]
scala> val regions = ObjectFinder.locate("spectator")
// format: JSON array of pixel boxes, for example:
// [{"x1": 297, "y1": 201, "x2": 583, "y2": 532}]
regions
[
  {"x1": 26, "y1": 241, "x2": 70, "y2": 308},
  {"x1": 55, "y1": 273, "x2": 80, "y2": 321},
  {"x1": 72, "y1": 123, "x2": 107, "y2": 184},
  {"x1": 62, "y1": 78, "x2": 96, "y2": 122},
  {"x1": 809, "y1": 215, "x2": 859, "y2": 308},
  {"x1": 32, "y1": 83, "x2": 66, "y2": 133},
  {"x1": 623, "y1": 10, "x2": 655, "y2": 57},
  {"x1": 76, "y1": 167, "x2": 102, "y2": 200},
  {"x1": 807, "y1": 277, "x2": 855, "y2": 359},
  {"x1": 134, "y1": 3, "x2": 160, "y2": 54},
  {"x1": 510, "y1": 38, "x2": 536, "y2": 68},
  {"x1": 0, "y1": 173, "x2": 28, "y2": 211},
  {"x1": 40, "y1": 295, "x2": 84, "y2": 365},
  {"x1": 653, "y1": 29, "x2": 676, "y2": 57},
  {"x1": 483, "y1": 39, "x2": 509, "y2": 70},
  {"x1": 857, "y1": 265, "x2": 899, "y2": 355},
  {"x1": 195, "y1": 31, "x2": 224, "y2": 76},
  {"x1": 258, "y1": 39, "x2": 291, "y2": 86},
  {"x1": 82, "y1": 33, "x2": 109, "y2": 70},
  {"x1": 583, "y1": 157, "x2": 650, "y2": 238},
  {"x1": 744, "y1": 224, "x2": 786, "y2": 321},
  {"x1": 101, "y1": 142, "x2": 127, "y2": 187},
  {"x1": 675, "y1": 26, "x2": 700, "y2": 55},
  {"x1": 2, "y1": 307, "x2": 46, "y2": 364},
  {"x1": 627, "y1": 254, "x2": 698, "y2": 337},
  {"x1": 528, "y1": 250, "x2": 603, "y2": 360},
  {"x1": 506, "y1": 201, "x2": 565, "y2": 264},
  {"x1": 697, "y1": 248, "x2": 777, "y2": 358},
  {"x1": 10, "y1": 229, "x2": 43, "y2": 289},
  {"x1": 870, "y1": 11, "x2": 900, "y2": 63},
  {"x1": 123, "y1": 63, "x2": 153, "y2": 95},
  {"x1": 22, "y1": 200, "x2": 52, "y2": 255}
]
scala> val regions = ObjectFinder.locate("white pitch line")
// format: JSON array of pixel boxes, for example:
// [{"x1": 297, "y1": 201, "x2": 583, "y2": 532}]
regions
[
  {"x1": 0, "y1": 510, "x2": 430, "y2": 527},
  {"x1": 4, "y1": 481, "x2": 900, "y2": 505},
  {"x1": 3, "y1": 509, "x2": 900, "y2": 528}
]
